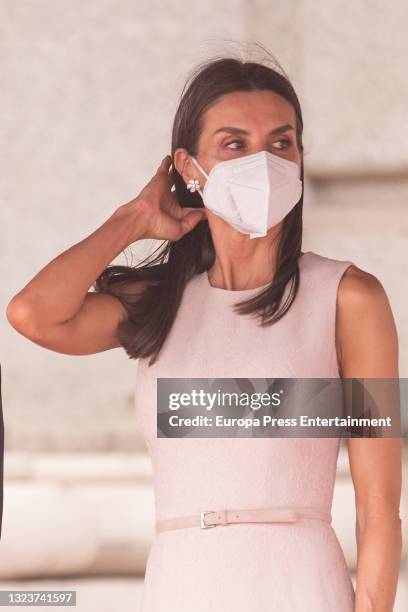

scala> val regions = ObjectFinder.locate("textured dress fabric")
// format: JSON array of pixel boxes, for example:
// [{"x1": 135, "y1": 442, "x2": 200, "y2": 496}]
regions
[{"x1": 134, "y1": 250, "x2": 356, "y2": 611}]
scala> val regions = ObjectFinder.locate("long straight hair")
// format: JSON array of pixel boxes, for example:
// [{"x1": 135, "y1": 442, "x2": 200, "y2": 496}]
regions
[{"x1": 93, "y1": 55, "x2": 305, "y2": 366}]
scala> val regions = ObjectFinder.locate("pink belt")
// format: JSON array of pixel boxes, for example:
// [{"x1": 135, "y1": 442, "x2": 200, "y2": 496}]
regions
[{"x1": 155, "y1": 506, "x2": 332, "y2": 533}]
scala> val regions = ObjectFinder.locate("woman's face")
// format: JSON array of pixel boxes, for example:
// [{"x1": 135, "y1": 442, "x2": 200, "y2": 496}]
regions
[{"x1": 176, "y1": 89, "x2": 302, "y2": 187}]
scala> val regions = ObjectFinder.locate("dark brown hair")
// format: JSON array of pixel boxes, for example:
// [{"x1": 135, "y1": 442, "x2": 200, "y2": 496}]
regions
[{"x1": 93, "y1": 52, "x2": 305, "y2": 366}]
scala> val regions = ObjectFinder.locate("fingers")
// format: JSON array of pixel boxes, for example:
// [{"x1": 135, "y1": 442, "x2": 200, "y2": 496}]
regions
[
  {"x1": 156, "y1": 155, "x2": 172, "y2": 176},
  {"x1": 180, "y1": 206, "x2": 207, "y2": 219},
  {"x1": 179, "y1": 209, "x2": 207, "y2": 236}
]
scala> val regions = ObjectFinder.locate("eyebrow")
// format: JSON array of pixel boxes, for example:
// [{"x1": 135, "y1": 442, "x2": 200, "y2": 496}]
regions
[{"x1": 212, "y1": 124, "x2": 295, "y2": 137}]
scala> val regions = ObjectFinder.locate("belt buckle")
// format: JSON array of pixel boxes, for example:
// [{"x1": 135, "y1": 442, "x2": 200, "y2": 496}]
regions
[{"x1": 200, "y1": 511, "x2": 216, "y2": 529}]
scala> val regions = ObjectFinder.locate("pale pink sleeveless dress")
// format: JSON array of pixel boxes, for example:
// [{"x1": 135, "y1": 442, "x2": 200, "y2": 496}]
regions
[{"x1": 134, "y1": 250, "x2": 356, "y2": 611}]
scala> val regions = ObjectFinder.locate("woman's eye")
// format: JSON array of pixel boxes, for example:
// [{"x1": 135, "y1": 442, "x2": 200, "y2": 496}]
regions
[
  {"x1": 225, "y1": 140, "x2": 245, "y2": 149},
  {"x1": 272, "y1": 138, "x2": 291, "y2": 149}
]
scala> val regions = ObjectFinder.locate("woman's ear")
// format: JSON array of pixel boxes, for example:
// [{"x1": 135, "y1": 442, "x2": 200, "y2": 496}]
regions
[{"x1": 173, "y1": 148, "x2": 196, "y2": 186}]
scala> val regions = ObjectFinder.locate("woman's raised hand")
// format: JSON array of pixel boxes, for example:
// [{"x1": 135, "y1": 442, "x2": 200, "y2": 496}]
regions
[{"x1": 121, "y1": 155, "x2": 207, "y2": 243}]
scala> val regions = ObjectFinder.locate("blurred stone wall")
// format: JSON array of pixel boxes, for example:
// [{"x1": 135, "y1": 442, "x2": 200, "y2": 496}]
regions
[{"x1": 1, "y1": 0, "x2": 407, "y2": 452}]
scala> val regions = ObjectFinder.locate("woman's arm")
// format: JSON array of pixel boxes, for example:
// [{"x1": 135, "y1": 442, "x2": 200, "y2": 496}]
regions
[
  {"x1": 336, "y1": 265, "x2": 403, "y2": 612},
  {"x1": 6, "y1": 203, "x2": 147, "y2": 354},
  {"x1": 6, "y1": 156, "x2": 206, "y2": 355}
]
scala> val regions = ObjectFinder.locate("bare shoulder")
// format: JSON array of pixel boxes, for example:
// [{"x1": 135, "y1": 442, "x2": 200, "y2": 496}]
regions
[
  {"x1": 335, "y1": 263, "x2": 398, "y2": 377},
  {"x1": 337, "y1": 264, "x2": 391, "y2": 316}
]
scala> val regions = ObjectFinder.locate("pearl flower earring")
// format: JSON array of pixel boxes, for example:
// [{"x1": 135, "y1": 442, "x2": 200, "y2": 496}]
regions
[{"x1": 187, "y1": 178, "x2": 201, "y2": 193}]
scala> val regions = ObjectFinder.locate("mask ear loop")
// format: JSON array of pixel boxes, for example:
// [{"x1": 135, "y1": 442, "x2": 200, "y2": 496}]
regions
[{"x1": 190, "y1": 157, "x2": 209, "y2": 198}]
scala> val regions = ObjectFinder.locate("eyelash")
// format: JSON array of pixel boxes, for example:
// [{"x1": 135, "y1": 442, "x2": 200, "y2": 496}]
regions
[{"x1": 225, "y1": 138, "x2": 292, "y2": 150}]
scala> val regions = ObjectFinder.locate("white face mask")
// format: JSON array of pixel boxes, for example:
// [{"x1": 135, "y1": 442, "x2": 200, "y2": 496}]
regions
[{"x1": 190, "y1": 150, "x2": 302, "y2": 239}]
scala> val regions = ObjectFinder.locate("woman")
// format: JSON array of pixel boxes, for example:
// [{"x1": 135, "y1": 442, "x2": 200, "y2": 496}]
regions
[{"x1": 7, "y1": 56, "x2": 402, "y2": 611}]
